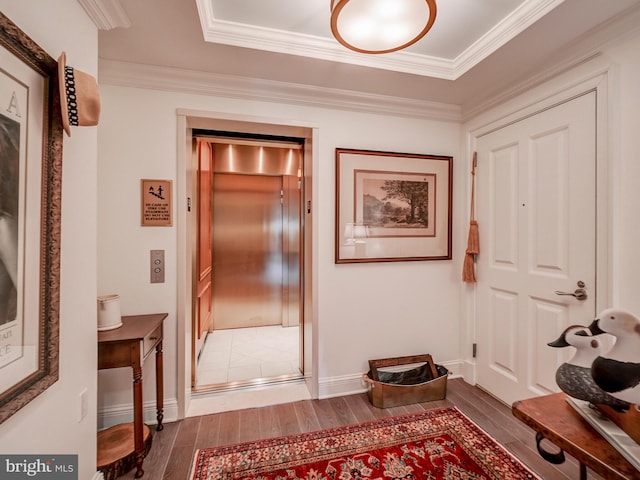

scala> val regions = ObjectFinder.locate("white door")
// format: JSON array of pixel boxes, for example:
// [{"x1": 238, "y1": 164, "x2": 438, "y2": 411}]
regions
[{"x1": 475, "y1": 92, "x2": 597, "y2": 406}]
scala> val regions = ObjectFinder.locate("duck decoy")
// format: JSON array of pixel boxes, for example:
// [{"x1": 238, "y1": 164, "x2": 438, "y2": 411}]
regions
[
  {"x1": 588, "y1": 308, "x2": 640, "y2": 408},
  {"x1": 548, "y1": 325, "x2": 630, "y2": 411}
]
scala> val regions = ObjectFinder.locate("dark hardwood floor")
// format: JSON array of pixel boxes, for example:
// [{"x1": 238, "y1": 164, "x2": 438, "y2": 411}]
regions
[{"x1": 119, "y1": 378, "x2": 603, "y2": 480}]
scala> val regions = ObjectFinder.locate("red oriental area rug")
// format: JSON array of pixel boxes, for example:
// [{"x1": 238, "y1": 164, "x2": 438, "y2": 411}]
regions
[{"x1": 190, "y1": 406, "x2": 540, "y2": 480}]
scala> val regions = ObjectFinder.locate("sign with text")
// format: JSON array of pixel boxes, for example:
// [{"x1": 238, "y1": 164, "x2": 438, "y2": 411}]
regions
[{"x1": 141, "y1": 179, "x2": 172, "y2": 226}]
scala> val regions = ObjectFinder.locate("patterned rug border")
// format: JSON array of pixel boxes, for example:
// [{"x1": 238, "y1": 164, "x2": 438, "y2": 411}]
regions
[{"x1": 190, "y1": 406, "x2": 541, "y2": 480}]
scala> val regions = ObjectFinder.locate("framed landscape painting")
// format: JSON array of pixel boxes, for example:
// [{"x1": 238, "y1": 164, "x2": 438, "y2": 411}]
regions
[{"x1": 335, "y1": 148, "x2": 452, "y2": 263}]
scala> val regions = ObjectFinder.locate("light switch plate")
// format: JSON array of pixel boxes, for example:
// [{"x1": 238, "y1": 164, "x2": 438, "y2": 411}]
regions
[{"x1": 150, "y1": 250, "x2": 165, "y2": 283}]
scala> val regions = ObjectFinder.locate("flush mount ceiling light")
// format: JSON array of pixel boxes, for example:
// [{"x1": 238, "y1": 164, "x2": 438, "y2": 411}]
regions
[{"x1": 330, "y1": 0, "x2": 437, "y2": 54}]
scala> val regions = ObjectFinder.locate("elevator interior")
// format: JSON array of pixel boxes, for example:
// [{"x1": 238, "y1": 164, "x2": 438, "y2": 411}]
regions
[{"x1": 193, "y1": 134, "x2": 304, "y2": 389}]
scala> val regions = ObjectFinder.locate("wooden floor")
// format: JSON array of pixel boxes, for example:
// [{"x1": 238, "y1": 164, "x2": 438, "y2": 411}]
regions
[{"x1": 118, "y1": 378, "x2": 603, "y2": 480}]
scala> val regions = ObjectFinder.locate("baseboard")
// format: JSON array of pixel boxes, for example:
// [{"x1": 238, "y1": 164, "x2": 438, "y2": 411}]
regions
[
  {"x1": 318, "y1": 360, "x2": 464, "y2": 399},
  {"x1": 318, "y1": 373, "x2": 368, "y2": 399},
  {"x1": 460, "y1": 359, "x2": 477, "y2": 385},
  {"x1": 98, "y1": 397, "x2": 179, "y2": 430},
  {"x1": 99, "y1": 361, "x2": 465, "y2": 422},
  {"x1": 441, "y1": 360, "x2": 463, "y2": 378}
]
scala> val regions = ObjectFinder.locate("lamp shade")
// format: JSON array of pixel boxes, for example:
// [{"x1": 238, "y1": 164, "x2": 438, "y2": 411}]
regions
[
  {"x1": 344, "y1": 222, "x2": 369, "y2": 245},
  {"x1": 353, "y1": 224, "x2": 369, "y2": 241},
  {"x1": 330, "y1": 0, "x2": 437, "y2": 54}
]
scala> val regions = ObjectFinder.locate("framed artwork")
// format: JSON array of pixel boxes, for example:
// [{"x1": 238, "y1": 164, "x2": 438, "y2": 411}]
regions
[
  {"x1": 0, "y1": 13, "x2": 63, "y2": 424},
  {"x1": 141, "y1": 179, "x2": 173, "y2": 226},
  {"x1": 335, "y1": 148, "x2": 452, "y2": 263}
]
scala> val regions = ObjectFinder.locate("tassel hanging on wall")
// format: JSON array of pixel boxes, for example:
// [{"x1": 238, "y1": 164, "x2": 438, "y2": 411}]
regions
[
  {"x1": 462, "y1": 153, "x2": 479, "y2": 283},
  {"x1": 462, "y1": 250, "x2": 476, "y2": 283}
]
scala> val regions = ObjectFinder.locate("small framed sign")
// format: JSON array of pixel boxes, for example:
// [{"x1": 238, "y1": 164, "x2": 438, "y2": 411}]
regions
[{"x1": 141, "y1": 179, "x2": 172, "y2": 226}]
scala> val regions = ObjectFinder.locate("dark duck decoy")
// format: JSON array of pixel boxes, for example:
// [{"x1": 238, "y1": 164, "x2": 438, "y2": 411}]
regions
[
  {"x1": 548, "y1": 325, "x2": 630, "y2": 411},
  {"x1": 588, "y1": 308, "x2": 640, "y2": 410}
]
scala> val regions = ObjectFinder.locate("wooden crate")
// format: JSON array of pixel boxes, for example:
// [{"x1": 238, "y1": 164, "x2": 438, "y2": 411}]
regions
[{"x1": 363, "y1": 354, "x2": 448, "y2": 408}]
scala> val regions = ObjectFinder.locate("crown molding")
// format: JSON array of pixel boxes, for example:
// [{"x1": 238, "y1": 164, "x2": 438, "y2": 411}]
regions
[
  {"x1": 453, "y1": 0, "x2": 565, "y2": 77},
  {"x1": 98, "y1": 59, "x2": 461, "y2": 122},
  {"x1": 196, "y1": 15, "x2": 455, "y2": 80},
  {"x1": 78, "y1": 0, "x2": 131, "y2": 30},
  {"x1": 461, "y1": 2, "x2": 640, "y2": 120},
  {"x1": 196, "y1": 0, "x2": 564, "y2": 80}
]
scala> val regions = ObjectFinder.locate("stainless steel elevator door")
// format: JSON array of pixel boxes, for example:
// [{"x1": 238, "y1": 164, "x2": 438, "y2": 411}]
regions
[{"x1": 212, "y1": 173, "x2": 283, "y2": 329}]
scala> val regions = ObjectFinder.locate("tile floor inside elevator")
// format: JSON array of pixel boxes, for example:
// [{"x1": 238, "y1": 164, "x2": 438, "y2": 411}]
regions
[{"x1": 196, "y1": 325, "x2": 300, "y2": 387}]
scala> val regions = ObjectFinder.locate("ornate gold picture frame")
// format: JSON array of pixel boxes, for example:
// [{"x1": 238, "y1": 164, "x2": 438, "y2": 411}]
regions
[{"x1": 0, "y1": 13, "x2": 63, "y2": 424}]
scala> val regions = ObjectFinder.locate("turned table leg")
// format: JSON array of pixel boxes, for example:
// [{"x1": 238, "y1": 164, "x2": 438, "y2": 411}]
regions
[
  {"x1": 133, "y1": 365, "x2": 144, "y2": 478},
  {"x1": 155, "y1": 341, "x2": 164, "y2": 431}
]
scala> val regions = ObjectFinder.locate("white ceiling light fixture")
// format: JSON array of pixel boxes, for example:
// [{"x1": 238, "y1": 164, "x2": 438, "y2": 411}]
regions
[{"x1": 330, "y1": 0, "x2": 437, "y2": 54}]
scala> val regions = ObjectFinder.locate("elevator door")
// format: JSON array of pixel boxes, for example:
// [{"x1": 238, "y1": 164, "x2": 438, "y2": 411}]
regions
[{"x1": 212, "y1": 173, "x2": 283, "y2": 329}]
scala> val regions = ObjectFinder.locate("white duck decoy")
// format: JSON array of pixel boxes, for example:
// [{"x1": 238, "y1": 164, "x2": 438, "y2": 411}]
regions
[
  {"x1": 548, "y1": 325, "x2": 630, "y2": 411},
  {"x1": 588, "y1": 308, "x2": 640, "y2": 408}
]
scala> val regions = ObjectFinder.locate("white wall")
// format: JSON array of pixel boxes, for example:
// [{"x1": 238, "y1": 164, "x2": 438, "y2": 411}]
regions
[
  {"x1": 97, "y1": 87, "x2": 178, "y2": 420},
  {"x1": 96, "y1": 84, "x2": 464, "y2": 416},
  {"x1": 0, "y1": 3, "x2": 99, "y2": 480},
  {"x1": 606, "y1": 32, "x2": 640, "y2": 313}
]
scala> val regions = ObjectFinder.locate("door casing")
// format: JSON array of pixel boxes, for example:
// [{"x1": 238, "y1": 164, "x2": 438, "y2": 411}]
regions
[{"x1": 176, "y1": 110, "x2": 319, "y2": 419}]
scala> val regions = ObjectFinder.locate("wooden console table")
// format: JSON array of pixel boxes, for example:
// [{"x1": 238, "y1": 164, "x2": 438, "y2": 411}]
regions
[
  {"x1": 512, "y1": 393, "x2": 638, "y2": 480},
  {"x1": 98, "y1": 313, "x2": 168, "y2": 479}
]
